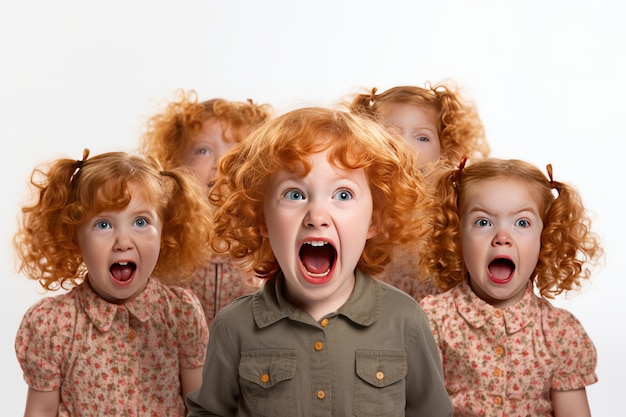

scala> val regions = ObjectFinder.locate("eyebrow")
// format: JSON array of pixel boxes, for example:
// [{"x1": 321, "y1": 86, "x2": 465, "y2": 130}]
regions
[{"x1": 466, "y1": 206, "x2": 539, "y2": 217}]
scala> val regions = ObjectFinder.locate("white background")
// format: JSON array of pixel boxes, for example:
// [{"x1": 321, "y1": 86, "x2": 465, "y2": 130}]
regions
[{"x1": 1, "y1": 1, "x2": 624, "y2": 415}]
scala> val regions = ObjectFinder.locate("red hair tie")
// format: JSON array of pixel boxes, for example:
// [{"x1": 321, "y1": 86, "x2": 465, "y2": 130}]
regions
[
  {"x1": 70, "y1": 148, "x2": 89, "y2": 184},
  {"x1": 546, "y1": 163, "x2": 559, "y2": 190},
  {"x1": 452, "y1": 156, "x2": 468, "y2": 187},
  {"x1": 368, "y1": 87, "x2": 378, "y2": 107}
]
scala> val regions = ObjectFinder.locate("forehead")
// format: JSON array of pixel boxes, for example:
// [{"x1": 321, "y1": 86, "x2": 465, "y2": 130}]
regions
[
  {"x1": 462, "y1": 178, "x2": 541, "y2": 211},
  {"x1": 196, "y1": 118, "x2": 229, "y2": 139},
  {"x1": 384, "y1": 102, "x2": 437, "y2": 123},
  {"x1": 269, "y1": 149, "x2": 368, "y2": 180}
]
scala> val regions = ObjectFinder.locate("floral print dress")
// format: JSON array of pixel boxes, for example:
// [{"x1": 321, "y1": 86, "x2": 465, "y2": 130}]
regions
[
  {"x1": 420, "y1": 280, "x2": 598, "y2": 417},
  {"x1": 15, "y1": 278, "x2": 209, "y2": 417}
]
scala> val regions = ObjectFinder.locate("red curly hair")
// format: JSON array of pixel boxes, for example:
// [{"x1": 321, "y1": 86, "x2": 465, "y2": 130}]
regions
[
  {"x1": 13, "y1": 149, "x2": 214, "y2": 291},
  {"x1": 347, "y1": 81, "x2": 489, "y2": 172},
  {"x1": 141, "y1": 89, "x2": 273, "y2": 170},
  {"x1": 209, "y1": 107, "x2": 435, "y2": 279},
  {"x1": 421, "y1": 158, "x2": 603, "y2": 298}
]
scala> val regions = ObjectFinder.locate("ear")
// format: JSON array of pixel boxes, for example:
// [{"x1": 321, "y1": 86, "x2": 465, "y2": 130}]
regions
[
  {"x1": 366, "y1": 221, "x2": 377, "y2": 239},
  {"x1": 259, "y1": 221, "x2": 269, "y2": 238}
]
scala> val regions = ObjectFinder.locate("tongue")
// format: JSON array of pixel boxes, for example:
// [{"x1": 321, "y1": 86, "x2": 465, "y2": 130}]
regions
[
  {"x1": 300, "y1": 245, "x2": 333, "y2": 274},
  {"x1": 489, "y1": 260, "x2": 513, "y2": 280},
  {"x1": 111, "y1": 265, "x2": 133, "y2": 282}
]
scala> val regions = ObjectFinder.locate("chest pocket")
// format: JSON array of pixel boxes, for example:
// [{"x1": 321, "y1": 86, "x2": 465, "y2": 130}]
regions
[
  {"x1": 354, "y1": 349, "x2": 407, "y2": 417},
  {"x1": 239, "y1": 349, "x2": 297, "y2": 417}
]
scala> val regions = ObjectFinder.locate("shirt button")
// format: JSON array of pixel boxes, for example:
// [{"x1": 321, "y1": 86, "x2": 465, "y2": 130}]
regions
[
  {"x1": 317, "y1": 389, "x2": 325, "y2": 399},
  {"x1": 320, "y1": 318, "x2": 329, "y2": 327},
  {"x1": 314, "y1": 341, "x2": 324, "y2": 351},
  {"x1": 494, "y1": 309, "x2": 503, "y2": 318},
  {"x1": 261, "y1": 373, "x2": 270, "y2": 383},
  {"x1": 493, "y1": 396, "x2": 502, "y2": 405},
  {"x1": 495, "y1": 346, "x2": 505, "y2": 356},
  {"x1": 128, "y1": 328, "x2": 137, "y2": 339},
  {"x1": 376, "y1": 371, "x2": 384, "y2": 381}
]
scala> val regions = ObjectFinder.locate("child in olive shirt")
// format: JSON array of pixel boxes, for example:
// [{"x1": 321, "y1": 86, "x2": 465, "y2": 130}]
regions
[{"x1": 186, "y1": 107, "x2": 453, "y2": 416}]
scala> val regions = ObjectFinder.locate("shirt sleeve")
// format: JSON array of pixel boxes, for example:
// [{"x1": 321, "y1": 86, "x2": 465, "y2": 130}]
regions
[
  {"x1": 405, "y1": 300, "x2": 454, "y2": 417},
  {"x1": 543, "y1": 307, "x2": 598, "y2": 391},
  {"x1": 15, "y1": 296, "x2": 71, "y2": 391},
  {"x1": 174, "y1": 287, "x2": 210, "y2": 369},
  {"x1": 186, "y1": 311, "x2": 241, "y2": 416}
]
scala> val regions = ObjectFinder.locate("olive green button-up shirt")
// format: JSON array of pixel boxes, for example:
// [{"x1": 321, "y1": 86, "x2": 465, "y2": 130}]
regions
[{"x1": 187, "y1": 270, "x2": 453, "y2": 417}]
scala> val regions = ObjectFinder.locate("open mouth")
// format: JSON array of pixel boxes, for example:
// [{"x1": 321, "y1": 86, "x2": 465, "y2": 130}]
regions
[
  {"x1": 110, "y1": 262, "x2": 136, "y2": 284},
  {"x1": 299, "y1": 240, "x2": 336, "y2": 283},
  {"x1": 488, "y1": 257, "x2": 515, "y2": 284}
]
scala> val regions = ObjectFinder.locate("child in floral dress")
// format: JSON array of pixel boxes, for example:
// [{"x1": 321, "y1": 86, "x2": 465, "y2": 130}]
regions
[
  {"x1": 420, "y1": 157, "x2": 602, "y2": 417},
  {"x1": 346, "y1": 81, "x2": 491, "y2": 302},
  {"x1": 140, "y1": 89, "x2": 273, "y2": 326},
  {"x1": 14, "y1": 149, "x2": 212, "y2": 416}
]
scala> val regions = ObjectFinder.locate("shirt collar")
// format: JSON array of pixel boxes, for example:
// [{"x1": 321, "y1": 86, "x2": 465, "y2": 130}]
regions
[
  {"x1": 252, "y1": 269, "x2": 381, "y2": 328},
  {"x1": 454, "y1": 279, "x2": 537, "y2": 334},
  {"x1": 77, "y1": 278, "x2": 159, "y2": 333}
]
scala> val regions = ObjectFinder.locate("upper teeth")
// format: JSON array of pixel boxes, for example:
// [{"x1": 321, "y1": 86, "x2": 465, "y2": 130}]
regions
[
  {"x1": 118, "y1": 262, "x2": 128, "y2": 266},
  {"x1": 305, "y1": 241, "x2": 326, "y2": 247}
]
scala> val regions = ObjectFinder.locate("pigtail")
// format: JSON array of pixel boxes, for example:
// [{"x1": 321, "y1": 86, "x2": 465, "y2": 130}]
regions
[
  {"x1": 420, "y1": 158, "x2": 468, "y2": 291},
  {"x1": 535, "y1": 165, "x2": 602, "y2": 297},
  {"x1": 14, "y1": 153, "x2": 89, "y2": 290},
  {"x1": 348, "y1": 87, "x2": 379, "y2": 119},
  {"x1": 154, "y1": 168, "x2": 213, "y2": 284},
  {"x1": 435, "y1": 84, "x2": 489, "y2": 165}
]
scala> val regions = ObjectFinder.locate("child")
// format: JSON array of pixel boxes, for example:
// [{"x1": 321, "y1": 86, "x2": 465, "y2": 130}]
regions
[
  {"x1": 186, "y1": 107, "x2": 454, "y2": 416},
  {"x1": 346, "y1": 82, "x2": 491, "y2": 303},
  {"x1": 348, "y1": 81, "x2": 490, "y2": 174},
  {"x1": 420, "y1": 158, "x2": 602, "y2": 417},
  {"x1": 13, "y1": 149, "x2": 212, "y2": 416},
  {"x1": 141, "y1": 89, "x2": 273, "y2": 326}
]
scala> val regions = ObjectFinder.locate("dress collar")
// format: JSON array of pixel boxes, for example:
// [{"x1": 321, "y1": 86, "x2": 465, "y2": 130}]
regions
[
  {"x1": 453, "y1": 279, "x2": 537, "y2": 334},
  {"x1": 77, "y1": 278, "x2": 160, "y2": 333}
]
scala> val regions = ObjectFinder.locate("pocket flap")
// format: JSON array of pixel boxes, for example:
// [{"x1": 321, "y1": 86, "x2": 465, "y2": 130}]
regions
[
  {"x1": 355, "y1": 350, "x2": 407, "y2": 388},
  {"x1": 239, "y1": 349, "x2": 297, "y2": 388}
]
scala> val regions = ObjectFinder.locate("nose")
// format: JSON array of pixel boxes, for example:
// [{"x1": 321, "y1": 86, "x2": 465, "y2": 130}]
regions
[
  {"x1": 304, "y1": 202, "x2": 330, "y2": 229},
  {"x1": 492, "y1": 229, "x2": 512, "y2": 247},
  {"x1": 113, "y1": 228, "x2": 134, "y2": 251}
]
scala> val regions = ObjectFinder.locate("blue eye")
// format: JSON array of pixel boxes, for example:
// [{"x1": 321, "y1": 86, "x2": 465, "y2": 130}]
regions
[
  {"x1": 134, "y1": 217, "x2": 148, "y2": 228},
  {"x1": 515, "y1": 218, "x2": 530, "y2": 228},
  {"x1": 475, "y1": 218, "x2": 491, "y2": 227},
  {"x1": 195, "y1": 147, "x2": 213, "y2": 156},
  {"x1": 284, "y1": 190, "x2": 305, "y2": 200},
  {"x1": 415, "y1": 135, "x2": 430, "y2": 142},
  {"x1": 96, "y1": 220, "x2": 111, "y2": 230},
  {"x1": 334, "y1": 189, "x2": 353, "y2": 201}
]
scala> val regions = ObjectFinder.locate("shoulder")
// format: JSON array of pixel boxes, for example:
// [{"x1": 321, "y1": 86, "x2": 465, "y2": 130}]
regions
[
  {"x1": 16, "y1": 291, "x2": 79, "y2": 366},
  {"x1": 150, "y1": 279, "x2": 205, "y2": 310},
  {"x1": 374, "y1": 279, "x2": 434, "y2": 328},
  {"x1": 536, "y1": 297, "x2": 595, "y2": 343},
  {"x1": 378, "y1": 279, "x2": 420, "y2": 304},
  {"x1": 534, "y1": 297, "x2": 598, "y2": 388},
  {"x1": 215, "y1": 291, "x2": 258, "y2": 324},
  {"x1": 146, "y1": 280, "x2": 208, "y2": 330},
  {"x1": 19, "y1": 290, "x2": 78, "y2": 327},
  {"x1": 419, "y1": 287, "x2": 456, "y2": 314}
]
